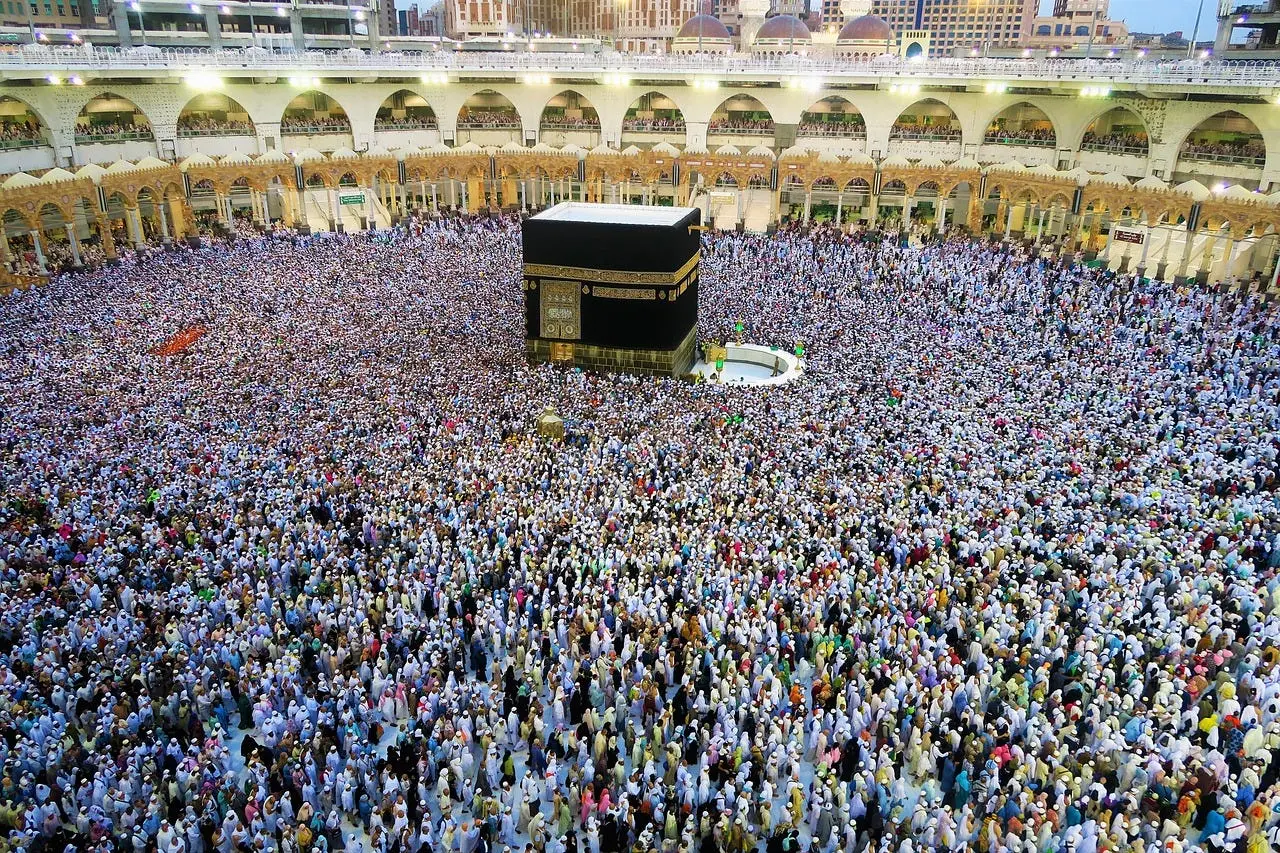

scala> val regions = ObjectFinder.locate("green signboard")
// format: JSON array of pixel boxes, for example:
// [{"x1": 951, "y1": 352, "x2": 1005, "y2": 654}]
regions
[{"x1": 338, "y1": 192, "x2": 366, "y2": 206}]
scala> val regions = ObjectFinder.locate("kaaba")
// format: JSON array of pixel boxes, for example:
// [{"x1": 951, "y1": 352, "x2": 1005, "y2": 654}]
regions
[{"x1": 523, "y1": 202, "x2": 701, "y2": 377}]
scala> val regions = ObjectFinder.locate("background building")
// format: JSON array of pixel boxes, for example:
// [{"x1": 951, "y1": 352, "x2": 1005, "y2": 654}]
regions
[
  {"x1": 1214, "y1": 0, "x2": 1280, "y2": 57},
  {"x1": 862, "y1": 0, "x2": 1035, "y2": 56},
  {"x1": 444, "y1": 0, "x2": 522, "y2": 38},
  {"x1": 1024, "y1": 0, "x2": 1129, "y2": 52}
]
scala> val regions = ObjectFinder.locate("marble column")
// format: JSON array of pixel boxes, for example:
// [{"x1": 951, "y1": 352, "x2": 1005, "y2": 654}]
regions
[
  {"x1": 65, "y1": 224, "x2": 82, "y2": 266},
  {"x1": 97, "y1": 214, "x2": 117, "y2": 260},
  {"x1": 29, "y1": 230, "x2": 46, "y2": 274}
]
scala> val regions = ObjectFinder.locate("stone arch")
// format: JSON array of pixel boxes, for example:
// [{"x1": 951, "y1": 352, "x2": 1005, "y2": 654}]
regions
[
  {"x1": 177, "y1": 92, "x2": 255, "y2": 137},
  {"x1": 982, "y1": 101, "x2": 1057, "y2": 147},
  {"x1": 890, "y1": 99, "x2": 960, "y2": 141},
  {"x1": 375, "y1": 89, "x2": 438, "y2": 130},
  {"x1": 714, "y1": 171, "x2": 739, "y2": 187},
  {"x1": 457, "y1": 89, "x2": 521, "y2": 130},
  {"x1": 1176, "y1": 110, "x2": 1266, "y2": 166},
  {"x1": 0, "y1": 95, "x2": 49, "y2": 147},
  {"x1": 3, "y1": 207, "x2": 33, "y2": 232},
  {"x1": 708, "y1": 94, "x2": 774, "y2": 136},
  {"x1": 799, "y1": 96, "x2": 865, "y2": 139},
  {"x1": 540, "y1": 90, "x2": 600, "y2": 131},
  {"x1": 1077, "y1": 105, "x2": 1150, "y2": 154},
  {"x1": 75, "y1": 92, "x2": 153, "y2": 140},
  {"x1": 622, "y1": 91, "x2": 686, "y2": 134},
  {"x1": 1045, "y1": 191, "x2": 1072, "y2": 210},
  {"x1": 281, "y1": 91, "x2": 351, "y2": 133},
  {"x1": 36, "y1": 202, "x2": 66, "y2": 231}
]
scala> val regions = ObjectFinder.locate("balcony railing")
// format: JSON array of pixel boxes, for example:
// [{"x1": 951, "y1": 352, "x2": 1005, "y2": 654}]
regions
[
  {"x1": 0, "y1": 137, "x2": 46, "y2": 149},
  {"x1": 983, "y1": 135, "x2": 1055, "y2": 148},
  {"x1": 281, "y1": 124, "x2": 351, "y2": 134},
  {"x1": 4, "y1": 47, "x2": 1279, "y2": 90},
  {"x1": 622, "y1": 121, "x2": 686, "y2": 132},
  {"x1": 1178, "y1": 149, "x2": 1265, "y2": 167},
  {"x1": 797, "y1": 125, "x2": 867, "y2": 138},
  {"x1": 890, "y1": 130, "x2": 961, "y2": 141},
  {"x1": 177, "y1": 126, "x2": 255, "y2": 137},
  {"x1": 708, "y1": 125, "x2": 775, "y2": 136},
  {"x1": 457, "y1": 116, "x2": 522, "y2": 128},
  {"x1": 75, "y1": 130, "x2": 154, "y2": 142},
  {"x1": 374, "y1": 120, "x2": 439, "y2": 130},
  {"x1": 1081, "y1": 142, "x2": 1149, "y2": 156}
]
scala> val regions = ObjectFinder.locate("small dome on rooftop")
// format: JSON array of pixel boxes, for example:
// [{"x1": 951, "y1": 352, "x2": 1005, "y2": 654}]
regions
[
  {"x1": 755, "y1": 14, "x2": 811, "y2": 41},
  {"x1": 675, "y1": 14, "x2": 731, "y2": 40},
  {"x1": 838, "y1": 14, "x2": 891, "y2": 42}
]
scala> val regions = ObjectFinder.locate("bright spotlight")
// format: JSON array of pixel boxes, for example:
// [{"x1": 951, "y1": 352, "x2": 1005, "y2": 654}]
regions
[{"x1": 186, "y1": 71, "x2": 222, "y2": 90}]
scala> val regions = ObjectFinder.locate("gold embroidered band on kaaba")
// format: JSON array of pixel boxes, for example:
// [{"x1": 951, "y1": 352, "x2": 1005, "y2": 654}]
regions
[{"x1": 522, "y1": 253, "x2": 699, "y2": 286}]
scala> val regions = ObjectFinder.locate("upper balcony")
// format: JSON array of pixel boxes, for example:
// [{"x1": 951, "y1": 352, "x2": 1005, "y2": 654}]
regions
[{"x1": 1, "y1": 47, "x2": 1280, "y2": 96}]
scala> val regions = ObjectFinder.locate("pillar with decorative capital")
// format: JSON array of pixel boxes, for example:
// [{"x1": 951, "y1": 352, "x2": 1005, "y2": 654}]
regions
[
  {"x1": 65, "y1": 224, "x2": 82, "y2": 267},
  {"x1": 98, "y1": 214, "x2": 117, "y2": 260},
  {"x1": 29, "y1": 230, "x2": 47, "y2": 275},
  {"x1": 1224, "y1": 233, "x2": 1243, "y2": 285},
  {"x1": 1135, "y1": 226, "x2": 1152, "y2": 278},
  {"x1": 156, "y1": 199, "x2": 170, "y2": 241},
  {"x1": 1176, "y1": 227, "x2": 1197, "y2": 281},
  {"x1": 124, "y1": 207, "x2": 145, "y2": 248},
  {"x1": 1269, "y1": 235, "x2": 1280, "y2": 292}
]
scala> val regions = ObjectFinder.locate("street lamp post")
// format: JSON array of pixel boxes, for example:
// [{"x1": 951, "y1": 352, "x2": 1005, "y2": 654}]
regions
[
  {"x1": 128, "y1": 0, "x2": 148, "y2": 45},
  {"x1": 1084, "y1": 0, "x2": 1098, "y2": 59},
  {"x1": 246, "y1": 2, "x2": 258, "y2": 48},
  {"x1": 1187, "y1": 0, "x2": 1206, "y2": 58}
]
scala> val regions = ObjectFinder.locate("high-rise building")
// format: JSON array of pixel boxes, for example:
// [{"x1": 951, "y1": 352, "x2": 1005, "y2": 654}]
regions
[
  {"x1": 444, "y1": 0, "x2": 523, "y2": 37},
  {"x1": 0, "y1": 0, "x2": 102, "y2": 33},
  {"x1": 495, "y1": 0, "x2": 697, "y2": 47},
  {"x1": 1023, "y1": 0, "x2": 1129, "y2": 51},
  {"x1": 376, "y1": 0, "x2": 399, "y2": 36},
  {"x1": 861, "y1": 0, "x2": 1035, "y2": 56}
]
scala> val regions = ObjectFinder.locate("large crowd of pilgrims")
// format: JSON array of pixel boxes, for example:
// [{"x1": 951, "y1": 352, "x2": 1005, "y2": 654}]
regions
[{"x1": 0, "y1": 211, "x2": 1278, "y2": 853}]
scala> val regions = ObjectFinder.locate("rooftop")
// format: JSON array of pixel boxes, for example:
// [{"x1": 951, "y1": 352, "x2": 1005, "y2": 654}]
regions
[{"x1": 532, "y1": 202, "x2": 695, "y2": 226}]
